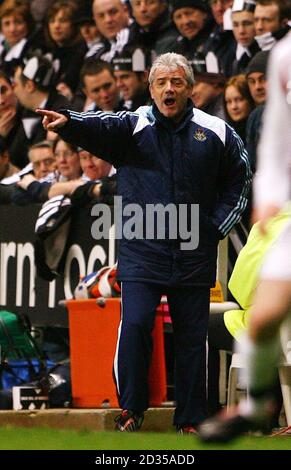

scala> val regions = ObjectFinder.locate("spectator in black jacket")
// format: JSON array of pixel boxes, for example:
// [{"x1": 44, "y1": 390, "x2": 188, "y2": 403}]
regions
[
  {"x1": 0, "y1": 140, "x2": 19, "y2": 181},
  {"x1": 0, "y1": 68, "x2": 21, "y2": 167},
  {"x1": 45, "y1": 1, "x2": 88, "y2": 100},
  {"x1": 89, "y1": 0, "x2": 130, "y2": 61},
  {"x1": 113, "y1": 46, "x2": 150, "y2": 111},
  {"x1": 12, "y1": 138, "x2": 81, "y2": 205},
  {"x1": 254, "y1": 0, "x2": 290, "y2": 50},
  {"x1": 224, "y1": 74, "x2": 255, "y2": 256},
  {"x1": 230, "y1": 0, "x2": 260, "y2": 75},
  {"x1": 224, "y1": 74, "x2": 254, "y2": 144},
  {"x1": 170, "y1": 0, "x2": 215, "y2": 61},
  {"x1": 45, "y1": 149, "x2": 116, "y2": 204},
  {"x1": 204, "y1": 0, "x2": 237, "y2": 77},
  {"x1": 79, "y1": 58, "x2": 123, "y2": 112},
  {"x1": 11, "y1": 53, "x2": 70, "y2": 168},
  {"x1": 245, "y1": 50, "x2": 269, "y2": 171},
  {"x1": 191, "y1": 55, "x2": 226, "y2": 120},
  {"x1": 8, "y1": 140, "x2": 56, "y2": 205},
  {"x1": 128, "y1": 0, "x2": 178, "y2": 56},
  {"x1": 0, "y1": 0, "x2": 43, "y2": 79},
  {"x1": 76, "y1": 4, "x2": 101, "y2": 50}
]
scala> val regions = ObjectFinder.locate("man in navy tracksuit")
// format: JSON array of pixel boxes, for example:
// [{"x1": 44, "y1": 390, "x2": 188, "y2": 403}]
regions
[{"x1": 37, "y1": 53, "x2": 251, "y2": 433}]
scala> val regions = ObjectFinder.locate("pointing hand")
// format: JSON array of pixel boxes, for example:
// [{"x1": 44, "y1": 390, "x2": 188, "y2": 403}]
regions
[{"x1": 35, "y1": 109, "x2": 68, "y2": 131}]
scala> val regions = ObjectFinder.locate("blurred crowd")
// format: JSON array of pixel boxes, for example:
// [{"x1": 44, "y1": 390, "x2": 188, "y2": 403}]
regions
[{"x1": 0, "y1": 0, "x2": 290, "y2": 211}]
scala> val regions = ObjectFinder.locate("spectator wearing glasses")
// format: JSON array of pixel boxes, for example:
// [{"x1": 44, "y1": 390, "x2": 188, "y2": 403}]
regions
[
  {"x1": 11, "y1": 140, "x2": 56, "y2": 204},
  {"x1": 27, "y1": 140, "x2": 56, "y2": 179},
  {"x1": 11, "y1": 138, "x2": 81, "y2": 205},
  {"x1": 44, "y1": 148, "x2": 116, "y2": 203}
]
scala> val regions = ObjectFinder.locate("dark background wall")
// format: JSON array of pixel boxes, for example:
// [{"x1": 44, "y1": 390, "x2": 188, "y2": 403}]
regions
[{"x1": 0, "y1": 205, "x2": 116, "y2": 327}]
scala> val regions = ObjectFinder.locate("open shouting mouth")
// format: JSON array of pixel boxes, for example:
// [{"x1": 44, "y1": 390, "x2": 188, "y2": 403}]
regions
[{"x1": 164, "y1": 97, "x2": 176, "y2": 108}]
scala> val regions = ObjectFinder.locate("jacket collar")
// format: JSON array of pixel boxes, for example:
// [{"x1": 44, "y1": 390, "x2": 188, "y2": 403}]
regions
[{"x1": 152, "y1": 99, "x2": 194, "y2": 132}]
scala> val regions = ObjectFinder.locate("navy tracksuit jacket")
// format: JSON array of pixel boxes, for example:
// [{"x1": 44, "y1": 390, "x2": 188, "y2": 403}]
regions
[{"x1": 58, "y1": 101, "x2": 251, "y2": 425}]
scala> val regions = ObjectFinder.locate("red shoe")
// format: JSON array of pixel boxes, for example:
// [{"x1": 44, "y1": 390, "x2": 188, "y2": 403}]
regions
[
  {"x1": 114, "y1": 410, "x2": 144, "y2": 432},
  {"x1": 177, "y1": 425, "x2": 197, "y2": 435}
]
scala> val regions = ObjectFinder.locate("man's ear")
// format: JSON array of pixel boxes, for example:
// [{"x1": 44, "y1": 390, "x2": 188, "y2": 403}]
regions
[
  {"x1": 149, "y1": 84, "x2": 154, "y2": 100},
  {"x1": 26, "y1": 79, "x2": 36, "y2": 93}
]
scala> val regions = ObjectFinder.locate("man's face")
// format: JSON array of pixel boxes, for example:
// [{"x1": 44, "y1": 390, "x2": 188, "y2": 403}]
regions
[
  {"x1": 79, "y1": 150, "x2": 100, "y2": 180},
  {"x1": 254, "y1": 4, "x2": 281, "y2": 35},
  {"x1": 232, "y1": 11, "x2": 255, "y2": 47},
  {"x1": 0, "y1": 76, "x2": 17, "y2": 110},
  {"x1": 210, "y1": 0, "x2": 233, "y2": 26},
  {"x1": 1, "y1": 14, "x2": 28, "y2": 47},
  {"x1": 30, "y1": 147, "x2": 56, "y2": 179},
  {"x1": 93, "y1": 0, "x2": 128, "y2": 39},
  {"x1": 114, "y1": 70, "x2": 147, "y2": 101},
  {"x1": 191, "y1": 81, "x2": 220, "y2": 109},
  {"x1": 79, "y1": 150, "x2": 111, "y2": 179},
  {"x1": 131, "y1": 0, "x2": 166, "y2": 28},
  {"x1": 13, "y1": 67, "x2": 31, "y2": 108},
  {"x1": 247, "y1": 72, "x2": 267, "y2": 104},
  {"x1": 83, "y1": 69, "x2": 119, "y2": 111},
  {"x1": 150, "y1": 67, "x2": 192, "y2": 121},
  {"x1": 173, "y1": 7, "x2": 207, "y2": 40}
]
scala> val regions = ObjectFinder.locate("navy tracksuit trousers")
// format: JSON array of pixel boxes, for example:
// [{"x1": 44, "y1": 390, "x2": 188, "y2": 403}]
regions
[{"x1": 113, "y1": 281, "x2": 210, "y2": 426}]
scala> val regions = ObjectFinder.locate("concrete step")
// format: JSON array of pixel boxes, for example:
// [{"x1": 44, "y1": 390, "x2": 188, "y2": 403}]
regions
[{"x1": 0, "y1": 408, "x2": 175, "y2": 432}]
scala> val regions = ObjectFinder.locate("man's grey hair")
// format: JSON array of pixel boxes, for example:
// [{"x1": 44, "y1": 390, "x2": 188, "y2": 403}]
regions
[{"x1": 149, "y1": 53, "x2": 194, "y2": 86}]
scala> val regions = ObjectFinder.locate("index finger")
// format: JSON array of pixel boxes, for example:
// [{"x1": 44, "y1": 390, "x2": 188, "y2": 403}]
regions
[{"x1": 35, "y1": 108, "x2": 58, "y2": 117}]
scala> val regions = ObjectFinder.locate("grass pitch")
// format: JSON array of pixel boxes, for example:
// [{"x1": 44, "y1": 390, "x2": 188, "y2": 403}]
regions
[{"x1": 0, "y1": 427, "x2": 290, "y2": 450}]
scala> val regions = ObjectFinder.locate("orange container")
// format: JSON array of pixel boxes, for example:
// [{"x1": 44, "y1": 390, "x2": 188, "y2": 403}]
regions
[{"x1": 67, "y1": 298, "x2": 167, "y2": 408}]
